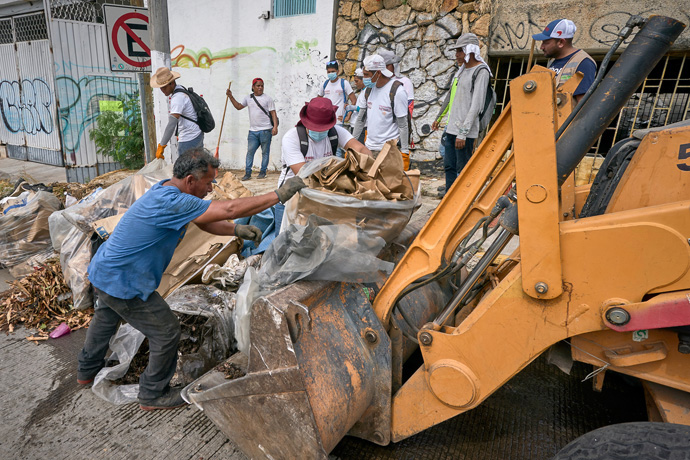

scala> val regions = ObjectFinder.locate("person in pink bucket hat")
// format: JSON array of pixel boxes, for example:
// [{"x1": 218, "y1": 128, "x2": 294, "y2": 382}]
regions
[{"x1": 274, "y1": 96, "x2": 371, "y2": 231}]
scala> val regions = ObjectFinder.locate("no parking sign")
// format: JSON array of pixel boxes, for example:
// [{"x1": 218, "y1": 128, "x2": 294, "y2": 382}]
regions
[{"x1": 104, "y1": 4, "x2": 151, "y2": 72}]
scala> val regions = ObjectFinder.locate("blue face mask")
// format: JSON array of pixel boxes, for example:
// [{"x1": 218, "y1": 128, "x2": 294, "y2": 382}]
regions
[
  {"x1": 308, "y1": 130, "x2": 328, "y2": 141},
  {"x1": 327, "y1": 72, "x2": 337, "y2": 81},
  {"x1": 363, "y1": 78, "x2": 375, "y2": 89}
]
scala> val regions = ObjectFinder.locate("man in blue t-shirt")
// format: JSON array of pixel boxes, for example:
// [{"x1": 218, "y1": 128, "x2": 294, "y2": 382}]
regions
[
  {"x1": 77, "y1": 148, "x2": 306, "y2": 410},
  {"x1": 533, "y1": 19, "x2": 597, "y2": 102}
]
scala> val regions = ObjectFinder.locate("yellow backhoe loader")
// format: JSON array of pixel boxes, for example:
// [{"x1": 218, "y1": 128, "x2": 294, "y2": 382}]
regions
[{"x1": 184, "y1": 15, "x2": 689, "y2": 459}]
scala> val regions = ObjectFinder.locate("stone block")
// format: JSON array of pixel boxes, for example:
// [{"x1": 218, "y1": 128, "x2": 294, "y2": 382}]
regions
[
  {"x1": 413, "y1": 102, "x2": 429, "y2": 118},
  {"x1": 416, "y1": 80, "x2": 439, "y2": 103},
  {"x1": 408, "y1": 68, "x2": 426, "y2": 88},
  {"x1": 420, "y1": 42, "x2": 442, "y2": 67},
  {"x1": 361, "y1": 0, "x2": 384, "y2": 15},
  {"x1": 368, "y1": 13, "x2": 383, "y2": 28},
  {"x1": 440, "y1": 0, "x2": 459, "y2": 15},
  {"x1": 469, "y1": 12, "x2": 477, "y2": 22},
  {"x1": 427, "y1": 57, "x2": 454, "y2": 77},
  {"x1": 434, "y1": 66, "x2": 457, "y2": 89},
  {"x1": 359, "y1": 23, "x2": 379, "y2": 45},
  {"x1": 351, "y1": 2, "x2": 360, "y2": 19},
  {"x1": 336, "y1": 44, "x2": 349, "y2": 51},
  {"x1": 383, "y1": 0, "x2": 402, "y2": 8},
  {"x1": 424, "y1": 14, "x2": 461, "y2": 41},
  {"x1": 456, "y1": 2, "x2": 475, "y2": 14},
  {"x1": 344, "y1": 60, "x2": 358, "y2": 76},
  {"x1": 471, "y1": 13, "x2": 490, "y2": 37},
  {"x1": 400, "y1": 47, "x2": 420, "y2": 73},
  {"x1": 336, "y1": 17, "x2": 358, "y2": 43},
  {"x1": 407, "y1": 0, "x2": 428, "y2": 12},
  {"x1": 415, "y1": 12, "x2": 435, "y2": 26},
  {"x1": 336, "y1": 51, "x2": 347, "y2": 61},
  {"x1": 347, "y1": 47, "x2": 361, "y2": 60},
  {"x1": 393, "y1": 24, "x2": 419, "y2": 41},
  {"x1": 423, "y1": 129, "x2": 443, "y2": 150},
  {"x1": 341, "y1": 2, "x2": 353, "y2": 17},
  {"x1": 376, "y1": 4, "x2": 411, "y2": 27}
]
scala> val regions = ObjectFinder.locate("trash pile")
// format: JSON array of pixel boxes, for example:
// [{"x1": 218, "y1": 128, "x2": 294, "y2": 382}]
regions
[
  {"x1": 0, "y1": 258, "x2": 92, "y2": 339},
  {"x1": 283, "y1": 141, "x2": 420, "y2": 243},
  {"x1": 0, "y1": 180, "x2": 62, "y2": 277}
]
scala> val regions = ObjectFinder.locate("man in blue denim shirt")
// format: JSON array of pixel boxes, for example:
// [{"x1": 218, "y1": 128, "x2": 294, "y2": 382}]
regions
[
  {"x1": 77, "y1": 148, "x2": 305, "y2": 410},
  {"x1": 226, "y1": 78, "x2": 279, "y2": 180}
]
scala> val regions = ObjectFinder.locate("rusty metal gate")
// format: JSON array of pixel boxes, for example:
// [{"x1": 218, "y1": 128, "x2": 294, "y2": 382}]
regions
[
  {"x1": 0, "y1": 12, "x2": 63, "y2": 166},
  {"x1": 48, "y1": 0, "x2": 138, "y2": 183}
]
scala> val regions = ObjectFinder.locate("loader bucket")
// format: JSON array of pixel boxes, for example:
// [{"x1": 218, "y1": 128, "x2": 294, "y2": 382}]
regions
[
  {"x1": 183, "y1": 273, "x2": 451, "y2": 458},
  {"x1": 185, "y1": 280, "x2": 391, "y2": 458}
]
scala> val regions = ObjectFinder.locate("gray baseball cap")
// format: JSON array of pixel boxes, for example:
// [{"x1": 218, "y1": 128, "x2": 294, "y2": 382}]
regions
[{"x1": 448, "y1": 33, "x2": 480, "y2": 50}]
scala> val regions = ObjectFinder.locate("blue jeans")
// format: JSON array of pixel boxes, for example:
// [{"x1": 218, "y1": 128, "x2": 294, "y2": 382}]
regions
[
  {"x1": 442, "y1": 133, "x2": 475, "y2": 190},
  {"x1": 274, "y1": 202, "x2": 285, "y2": 234},
  {"x1": 246, "y1": 129, "x2": 272, "y2": 176},
  {"x1": 78, "y1": 288, "x2": 181, "y2": 400},
  {"x1": 178, "y1": 132, "x2": 204, "y2": 155}
]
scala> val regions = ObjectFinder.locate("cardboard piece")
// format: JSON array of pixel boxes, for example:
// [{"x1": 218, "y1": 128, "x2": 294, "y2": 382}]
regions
[
  {"x1": 91, "y1": 214, "x2": 124, "y2": 240},
  {"x1": 157, "y1": 224, "x2": 242, "y2": 299}
]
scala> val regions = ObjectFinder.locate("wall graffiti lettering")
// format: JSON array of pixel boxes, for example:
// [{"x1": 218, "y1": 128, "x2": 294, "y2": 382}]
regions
[
  {"x1": 0, "y1": 78, "x2": 54, "y2": 135},
  {"x1": 56, "y1": 74, "x2": 137, "y2": 155},
  {"x1": 171, "y1": 44, "x2": 275, "y2": 68},
  {"x1": 490, "y1": 12, "x2": 542, "y2": 52}
]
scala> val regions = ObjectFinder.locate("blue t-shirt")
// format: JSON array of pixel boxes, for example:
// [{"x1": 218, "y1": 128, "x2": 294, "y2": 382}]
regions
[
  {"x1": 88, "y1": 179, "x2": 211, "y2": 301},
  {"x1": 549, "y1": 51, "x2": 596, "y2": 96}
]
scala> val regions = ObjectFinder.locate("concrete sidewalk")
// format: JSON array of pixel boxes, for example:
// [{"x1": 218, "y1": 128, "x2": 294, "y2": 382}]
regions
[{"x1": 0, "y1": 157, "x2": 67, "y2": 184}]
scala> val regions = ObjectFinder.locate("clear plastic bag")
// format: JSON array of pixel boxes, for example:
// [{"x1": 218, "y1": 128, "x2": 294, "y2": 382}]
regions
[
  {"x1": 49, "y1": 165, "x2": 171, "y2": 310},
  {"x1": 258, "y1": 214, "x2": 394, "y2": 291},
  {"x1": 0, "y1": 191, "x2": 62, "y2": 267},
  {"x1": 234, "y1": 267, "x2": 260, "y2": 355},
  {"x1": 91, "y1": 285, "x2": 237, "y2": 405},
  {"x1": 284, "y1": 156, "x2": 420, "y2": 243}
]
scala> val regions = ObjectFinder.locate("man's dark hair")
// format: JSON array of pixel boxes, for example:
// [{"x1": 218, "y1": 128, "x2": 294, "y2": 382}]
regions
[
  {"x1": 173, "y1": 148, "x2": 220, "y2": 180},
  {"x1": 326, "y1": 60, "x2": 339, "y2": 71}
]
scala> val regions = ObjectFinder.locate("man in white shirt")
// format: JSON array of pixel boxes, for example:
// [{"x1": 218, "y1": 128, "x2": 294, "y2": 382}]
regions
[
  {"x1": 226, "y1": 78, "x2": 279, "y2": 180},
  {"x1": 379, "y1": 49, "x2": 415, "y2": 151},
  {"x1": 352, "y1": 54, "x2": 411, "y2": 170},
  {"x1": 318, "y1": 60, "x2": 356, "y2": 128},
  {"x1": 348, "y1": 68, "x2": 365, "y2": 141},
  {"x1": 275, "y1": 96, "x2": 371, "y2": 231},
  {"x1": 150, "y1": 67, "x2": 205, "y2": 159}
]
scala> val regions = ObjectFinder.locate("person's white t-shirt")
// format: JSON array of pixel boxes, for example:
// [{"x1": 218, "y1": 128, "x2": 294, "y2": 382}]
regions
[
  {"x1": 318, "y1": 78, "x2": 353, "y2": 121},
  {"x1": 169, "y1": 84, "x2": 202, "y2": 142},
  {"x1": 395, "y1": 75, "x2": 414, "y2": 102},
  {"x1": 359, "y1": 79, "x2": 408, "y2": 151},
  {"x1": 241, "y1": 93, "x2": 275, "y2": 132},
  {"x1": 277, "y1": 125, "x2": 353, "y2": 185}
]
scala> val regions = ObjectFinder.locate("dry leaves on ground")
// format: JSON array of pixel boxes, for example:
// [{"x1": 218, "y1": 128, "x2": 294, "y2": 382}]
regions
[{"x1": 0, "y1": 258, "x2": 93, "y2": 339}]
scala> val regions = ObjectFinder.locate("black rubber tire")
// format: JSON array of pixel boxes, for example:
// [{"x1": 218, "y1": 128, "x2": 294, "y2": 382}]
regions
[{"x1": 553, "y1": 422, "x2": 690, "y2": 460}]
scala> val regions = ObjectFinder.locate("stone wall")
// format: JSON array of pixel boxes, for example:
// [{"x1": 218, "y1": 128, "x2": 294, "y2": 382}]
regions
[{"x1": 334, "y1": 0, "x2": 493, "y2": 161}]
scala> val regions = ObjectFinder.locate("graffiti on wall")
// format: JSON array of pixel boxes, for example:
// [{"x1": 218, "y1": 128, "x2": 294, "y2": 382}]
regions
[
  {"x1": 0, "y1": 78, "x2": 54, "y2": 135},
  {"x1": 55, "y1": 73, "x2": 137, "y2": 157},
  {"x1": 171, "y1": 45, "x2": 276, "y2": 68}
]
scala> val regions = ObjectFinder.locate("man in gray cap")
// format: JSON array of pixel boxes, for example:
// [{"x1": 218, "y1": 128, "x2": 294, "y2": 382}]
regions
[{"x1": 434, "y1": 33, "x2": 491, "y2": 197}]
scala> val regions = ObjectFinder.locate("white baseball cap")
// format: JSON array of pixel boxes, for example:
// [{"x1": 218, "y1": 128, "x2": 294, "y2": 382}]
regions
[
  {"x1": 532, "y1": 19, "x2": 577, "y2": 40},
  {"x1": 363, "y1": 55, "x2": 393, "y2": 78}
]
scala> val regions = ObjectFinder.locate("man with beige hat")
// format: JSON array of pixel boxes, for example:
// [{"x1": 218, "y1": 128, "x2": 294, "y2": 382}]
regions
[{"x1": 150, "y1": 67, "x2": 205, "y2": 159}]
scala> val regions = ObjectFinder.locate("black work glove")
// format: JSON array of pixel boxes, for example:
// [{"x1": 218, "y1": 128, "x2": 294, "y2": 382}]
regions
[
  {"x1": 234, "y1": 224, "x2": 262, "y2": 245},
  {"x1": 275, "y1": 176, "x2": 307, "y2": 204}
]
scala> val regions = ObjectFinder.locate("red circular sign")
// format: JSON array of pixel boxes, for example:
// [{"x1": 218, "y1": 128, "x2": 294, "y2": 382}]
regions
[{"x1": 111, "y1": 12, "x2": 151, "y2": 68}]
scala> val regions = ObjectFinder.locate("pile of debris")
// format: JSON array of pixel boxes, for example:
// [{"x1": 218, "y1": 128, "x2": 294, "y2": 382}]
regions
[{"x1": 0, "y1": 258, "x2": 92, "y2": 339}]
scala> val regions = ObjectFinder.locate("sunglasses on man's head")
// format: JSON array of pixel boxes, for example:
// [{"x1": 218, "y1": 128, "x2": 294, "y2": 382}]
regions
[{"x1": 327, "y1": 60, "x2": 338, "y2": 66}]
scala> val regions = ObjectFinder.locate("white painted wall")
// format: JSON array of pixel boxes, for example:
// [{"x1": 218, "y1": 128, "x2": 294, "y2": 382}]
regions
[{"x1": 168, "y1": 0, "x2": 335, "y2": 171}]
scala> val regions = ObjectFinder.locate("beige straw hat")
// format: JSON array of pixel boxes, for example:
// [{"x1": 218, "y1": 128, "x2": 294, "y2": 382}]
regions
[{"x1": 150, "y1": 67, "x2": 181, "y2": 88}]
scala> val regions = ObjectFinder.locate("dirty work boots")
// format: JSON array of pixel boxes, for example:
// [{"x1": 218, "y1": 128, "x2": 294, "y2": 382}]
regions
[{"x1": 138, "y1": 387, "x2": 187, "y2": 411}]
